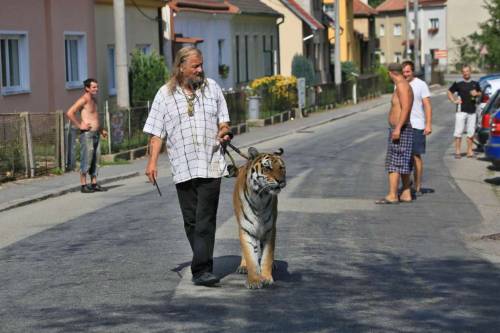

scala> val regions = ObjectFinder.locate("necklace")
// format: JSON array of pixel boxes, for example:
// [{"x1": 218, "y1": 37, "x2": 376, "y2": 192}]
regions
[{"x1": 182, "y1": 89, "x2": 196, "y2": 117}]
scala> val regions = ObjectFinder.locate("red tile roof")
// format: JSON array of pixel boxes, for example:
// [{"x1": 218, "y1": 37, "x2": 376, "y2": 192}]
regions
[
  {"x1": 282, "y1": 0, "x2": 325, "y2": 30},
  {"x1": 354, "y1": 0, "x2": 377, "y2": 16},
  {"x1": 376, "y1": 0, "x2": 446, "y2": 13},
  {"x1": 376, "y1": 0, "x2": 405, "y2": 12},
  {"x1": 169, "y1": 1, "x2": 239, "y2": 14},
  {"x1": 169, "y1": 0, "x2": 281, "y2": 16}
]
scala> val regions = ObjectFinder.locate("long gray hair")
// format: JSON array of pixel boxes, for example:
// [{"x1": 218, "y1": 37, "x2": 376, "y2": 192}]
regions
[{"x1": 167, "y1": 46, "x2": 205, "y2": 93}]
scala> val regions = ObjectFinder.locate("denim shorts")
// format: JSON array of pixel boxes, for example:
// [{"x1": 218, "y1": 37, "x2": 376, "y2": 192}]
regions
[
  {"x1": 80, "y1": 131, "x2": 100, "y2": 177},
  {"x1": 412, "y1": 129, "x2": 426, "y2": 155}
]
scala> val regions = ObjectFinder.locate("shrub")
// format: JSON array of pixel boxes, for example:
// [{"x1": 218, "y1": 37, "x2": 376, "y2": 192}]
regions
[
  {"x1": 341, "y1": 61, "x2": 359, "y2": 82},
  {"x1": 129, "y1": 50, "x2": 169, "y2": 106},
  {"x1": 375, "y1": 65, "x2": 394, "y2": 93},
  {"x1": 249, "y1": 75, "x2": 298, "y2": 114},
  {"x1": 291, "y1": 54, "x2": 315, "y2": 86}
]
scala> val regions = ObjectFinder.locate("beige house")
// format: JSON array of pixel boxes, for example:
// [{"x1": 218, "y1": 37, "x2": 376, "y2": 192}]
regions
[
  {"x1": 94, "y1": 0, "x2": 164, "y2": 106},
  {"x1": 375, "y1": 0, "x2": 407, "y2": 64},
  {"x1": 0, "y1": 0, "x2": 96, "y2": 114},
  {"x1": 446, "y1": 0, "x2": 489, "y2": 72},
  {"x1": 262, "y1": 0, "x2": 330, "y2": 83},
  {"x1": 261, "y1": 0, "x2": 304, "y2": 77},
  {"x1": 353, "y1": 0, "x2": 378, "y2": 72}
]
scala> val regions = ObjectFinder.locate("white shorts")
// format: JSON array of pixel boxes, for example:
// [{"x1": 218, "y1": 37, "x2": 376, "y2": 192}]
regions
[{"x1": 454, "y1": 112, "x2": 476, "y2": 138}]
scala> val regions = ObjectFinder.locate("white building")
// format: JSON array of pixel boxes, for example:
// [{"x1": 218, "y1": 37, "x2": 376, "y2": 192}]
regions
[{"x1": 164, "y1": 0, "x2": 282, "y2": 90}]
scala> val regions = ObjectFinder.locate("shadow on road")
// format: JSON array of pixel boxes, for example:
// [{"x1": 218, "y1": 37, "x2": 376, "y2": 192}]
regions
[
  {"x1": 8, "y1": 252, "x2": 499, "y2": 332},
  {"x1": 484, "y1": 177, "x2": 500, "y2": 186}
]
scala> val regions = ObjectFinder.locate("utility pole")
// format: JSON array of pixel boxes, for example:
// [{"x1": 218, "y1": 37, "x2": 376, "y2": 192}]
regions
[
  {"x1": 113, "y1": 0, "x2": 130, "y2": 108},
  {"x1": 414, "y1": 0, "x2": 421, "y2": 73},
  {"x1": 405, "y1": 0, "x2": 411, "y2": 58},
  {"x1": 334, "y1": 0, "x2": 341, "y2": 87}
]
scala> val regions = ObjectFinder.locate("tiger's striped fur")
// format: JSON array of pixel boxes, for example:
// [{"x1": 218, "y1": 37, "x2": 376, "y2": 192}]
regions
[{"x1": 233, "y1": 147, "x2": 286, "y2": 289}]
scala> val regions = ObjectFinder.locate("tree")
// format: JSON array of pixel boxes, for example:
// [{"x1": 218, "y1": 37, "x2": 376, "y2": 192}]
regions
[
  {"x1": 368, "y1": 0, "x2": 385, "y2": 8},
  {"x1": 291, "y1": 54, "x2": 315, "y2": 86},
  {"x1": 452, "y1": 36, "x2": 480, "y2": 70},
  {"x1": 469, "y1": 0, "x2": 500, "y2": 71},
  {"x1": 129, "y1": 50, "x2": 169, "y2": 106}
]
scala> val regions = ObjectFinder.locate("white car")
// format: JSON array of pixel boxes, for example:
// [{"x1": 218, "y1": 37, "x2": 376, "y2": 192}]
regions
[{"x1": 479, "y1": 77, "x2": 500, "y2": 112}]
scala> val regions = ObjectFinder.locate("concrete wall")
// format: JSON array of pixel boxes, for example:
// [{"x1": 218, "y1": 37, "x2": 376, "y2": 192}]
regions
[
  {"x1": 261, "y1": 0, "x2": 303, "y2": 76},
  {"x1": 0, "y1": 0, "x2": 95, "y2": 114},
  {"x1": 94, "y1": 4, "x2": 161, "y2": 105},
  {"x1": 446, "y1": 0, "x2": 489, "y2": 72}
]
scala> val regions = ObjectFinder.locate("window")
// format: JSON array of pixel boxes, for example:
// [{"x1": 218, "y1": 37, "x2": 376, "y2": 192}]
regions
[
  {"x1": 263, "y1": 35, "x2": 273, "y2": 76},
  {"x1": 244, "y1": 35, "x2": 249, "y2": 82},
  {"x1": 394, "y1": 52, "x2": 402, "y2": 63},
  {"x1": 393, "y1": 24, "x2": 402, "y2": 36},
  {"x1": 235, "y1": 35, "x2": 240, "y2": 83},
  {"x1": 323, "y1": 3, "x2": 334, "y2": 17},
  {"x1": 218, "y1": 39, "x2": 224, "y2": 66},
  {"x1": 107, "y1": 45, "x2": 116, "y2": 96},
  {"x1": 429, "y1": 18, "x2": 439, "y2": 30},
  {"x1": 379, "y1": 51, "x2": 385, "y2": 64},
  {"x1": 136, "y1": 44, "x2": 151, "y2": 55},
  {"x1": 64, "y1": 32, "x2": 87, "y2": 89},
  {"x1": 0, "y1": 31, "x2": 30, "y2": 95},
  {"x1": 379, "y1": 24, "x2": 385, "y2": 37}
]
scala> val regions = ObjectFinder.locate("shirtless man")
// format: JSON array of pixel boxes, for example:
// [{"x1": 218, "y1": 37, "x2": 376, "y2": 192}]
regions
[
  {"x1": 376, "y1": 63, "x2": 414, "y2": 204},
  {"x1": 66, "y1": 78, "x2": 108, "y2": 193}
]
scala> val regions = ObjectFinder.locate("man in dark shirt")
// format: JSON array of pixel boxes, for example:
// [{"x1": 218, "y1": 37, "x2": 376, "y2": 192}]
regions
[{"x1": 447, "y1": 65, "x2": 481, "y2": 158}]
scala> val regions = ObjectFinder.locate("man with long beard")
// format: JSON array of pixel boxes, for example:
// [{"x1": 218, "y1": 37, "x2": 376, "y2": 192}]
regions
[{"x1": 143, "y1": 46, "x2": 232, "y2": 286}]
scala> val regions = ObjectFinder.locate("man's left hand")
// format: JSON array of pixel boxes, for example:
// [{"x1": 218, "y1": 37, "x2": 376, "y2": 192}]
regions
[
  {"x1": 101, "y1": 129, "x2": 108, "y2": 138},
  {"x1": 424, "y1": 126, "x2": 432, "y2": 135},
  {"x1": 218, "y1": 129, "x2": 232, "y2": 143}
]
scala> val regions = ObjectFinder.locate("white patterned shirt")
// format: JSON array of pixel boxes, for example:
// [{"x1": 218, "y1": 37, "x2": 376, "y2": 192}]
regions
[{"x1": 143, "y1": 78, "x2": 230, "y2": 184}]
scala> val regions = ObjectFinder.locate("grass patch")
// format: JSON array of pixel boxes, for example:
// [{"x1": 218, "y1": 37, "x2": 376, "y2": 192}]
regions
[{"x1": 101, "y1": 158, "x2": 130, "y2": 166}]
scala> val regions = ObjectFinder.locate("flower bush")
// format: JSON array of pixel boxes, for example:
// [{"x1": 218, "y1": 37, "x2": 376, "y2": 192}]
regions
[{"x1": 249, "y1": 75, "x2": 298, "y2": 113}]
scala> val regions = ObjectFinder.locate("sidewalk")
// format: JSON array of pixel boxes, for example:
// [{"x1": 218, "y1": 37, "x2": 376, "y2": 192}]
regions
[{"x1": 0, "y1": 95, "x2": 394, "y2": 212}]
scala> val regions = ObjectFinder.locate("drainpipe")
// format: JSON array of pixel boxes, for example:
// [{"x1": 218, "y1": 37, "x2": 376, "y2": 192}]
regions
[
  {"x1": 334, "y1": 0, "x2": 341, "y2": 87},
  {"x1": 276, "y1": 16, "x2": 285, "y2": 75}
]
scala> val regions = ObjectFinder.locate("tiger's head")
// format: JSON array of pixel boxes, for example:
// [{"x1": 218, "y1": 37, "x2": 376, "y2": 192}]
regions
[{"x1": 246, "y1": 147, "x2": 286, "y2": 195}]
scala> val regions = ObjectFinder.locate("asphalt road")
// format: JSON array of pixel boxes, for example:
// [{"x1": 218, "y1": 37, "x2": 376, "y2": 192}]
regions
[{"x1": 1, "y1": 92, "x2": 500, "y2": 332}]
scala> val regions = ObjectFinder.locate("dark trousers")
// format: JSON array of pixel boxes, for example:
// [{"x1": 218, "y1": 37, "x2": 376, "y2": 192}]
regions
[{"x1": 175, "y1": 177, "x2": 221, "y2": 278}]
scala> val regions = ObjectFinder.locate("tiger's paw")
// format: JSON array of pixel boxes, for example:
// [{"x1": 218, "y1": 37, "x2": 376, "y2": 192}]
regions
[
  {"x1": 236, "y1": 265, "x2": 248, "y2": 274},
  {"x1": 245, "y1": 279, "x2": 263, "y2": 289},
  {"x1": 261, "y1": 276, "x2": 274, "y2": 287}
]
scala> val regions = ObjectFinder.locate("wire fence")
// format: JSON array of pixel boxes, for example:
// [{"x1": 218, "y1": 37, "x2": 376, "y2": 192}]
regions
[
  {"x1": 1, "y1": 75, "x2": 385, "y2": 182},
  {"x1": 0, "y1": 115, "x2": 26, "y2": 182}
]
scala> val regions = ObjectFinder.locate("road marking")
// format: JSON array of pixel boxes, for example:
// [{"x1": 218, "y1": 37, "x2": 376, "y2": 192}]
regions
[{"x1": 171, "y1": 168, "x2": 376, "y2": 299}]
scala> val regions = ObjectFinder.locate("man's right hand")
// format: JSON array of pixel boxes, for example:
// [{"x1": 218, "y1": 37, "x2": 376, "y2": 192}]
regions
[{"x1": 145, "y1": 161, "x2": 158, "y2": 184}]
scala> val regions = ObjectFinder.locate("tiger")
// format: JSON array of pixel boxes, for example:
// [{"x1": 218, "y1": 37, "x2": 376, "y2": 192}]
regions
[{"x1": 232, "y1": 147, "x2": 286, "y2": 289}]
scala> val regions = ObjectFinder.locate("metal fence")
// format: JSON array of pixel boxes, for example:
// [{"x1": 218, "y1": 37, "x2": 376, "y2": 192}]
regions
[
  {"x1": 0, "y1": 112, "x2": 64, "y2": 182},
  {"x1": 1, "y1": 75, "x2": 385, "y2": 182}
]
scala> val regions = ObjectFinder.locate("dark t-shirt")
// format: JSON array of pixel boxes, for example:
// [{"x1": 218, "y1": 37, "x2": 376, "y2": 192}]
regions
[{"x1": 448, "y1": 80, "x2": 481, "y2": 114}]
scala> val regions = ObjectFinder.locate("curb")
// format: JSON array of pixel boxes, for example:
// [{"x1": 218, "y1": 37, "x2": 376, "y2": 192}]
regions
[
  {"x1": 0, "y1": 172, "x2": 140, "y2": 213},
  {"x1": 237, "y1": 99, "x2": 390, "y2": 150},
  {"x1": 0, "y1": 96, "x2": 394, "y2": 212}
]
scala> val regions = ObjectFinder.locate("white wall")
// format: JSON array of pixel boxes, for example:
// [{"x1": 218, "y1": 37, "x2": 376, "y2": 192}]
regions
[
  {"x1": 421, "y1": 6, "x2": 447, "y2": 69},
  {"x1": 174, "y1": 12, "x2": 233, "y2": 89}
]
